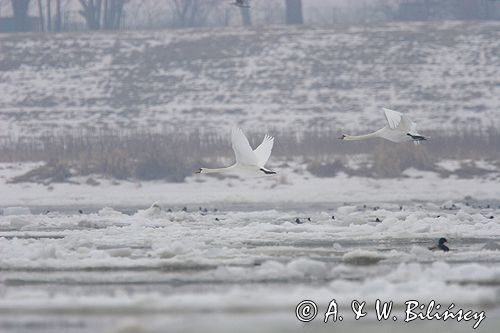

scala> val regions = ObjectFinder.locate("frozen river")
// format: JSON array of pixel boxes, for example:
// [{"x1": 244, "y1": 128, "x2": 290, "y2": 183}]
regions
[{"x1": 0, "y1": 201, "x2": 499, "y2": 332}]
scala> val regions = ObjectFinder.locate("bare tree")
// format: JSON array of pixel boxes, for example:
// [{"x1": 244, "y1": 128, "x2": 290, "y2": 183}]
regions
[
  {"x1": 168, "y1": 0, "x2": 218, "y2": 28},
  {"x1": 240, "y1": 6, "x2": 251, "y2": 26},
  {"x1": 78, "y1": 0, "x2": 128, "y2": 30},
  {"x1": 78, "y1": 0, "x2": 102, "y2": 30},
  {"x1": 102, "y1": 0, "x2": 128, "y2": 29},
  {"x1": 11, "y1": 0, "x2": 31, "y2": 31},
  {"x1": 46, "y1": 0, "x2": 52, "y2": 31},
  {"x1": 55, "y1": 0, "x2": 61, "y2": 31},
  {"x1": 285, "y1": 0, "x2": 302, "y2": 24},
  {"x1": 37, "y1": 0, "x2": 45, "y2": 32},
  {"x1": 36, "y1": 0, "x2": 66, "y2": 32},
  {"x1": 258, "y1": 0, "x2": 283, "y2": 25}
]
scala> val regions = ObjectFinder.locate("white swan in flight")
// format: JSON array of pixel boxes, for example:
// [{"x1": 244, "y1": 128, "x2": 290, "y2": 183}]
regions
[
  {"x1": 339, "y1": 108, "x2": 427, "y2": 143},
  {"x1": 197, "y1": 128, "x2": 276, "y2": 175}
]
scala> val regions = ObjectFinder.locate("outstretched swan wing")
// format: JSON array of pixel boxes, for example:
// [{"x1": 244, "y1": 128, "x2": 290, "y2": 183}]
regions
[
  {"x1": 384, "y1": 108, "x2": 418, "y2": 133},
  {"x1": 231, "y1": 128, "x2": 258, "y2": 166},
  {"x1": 253, "y1": 134, "x2": 274, "y2": 167},
  {"x1": 383, "y1": 108, "x2": 403, "y2": 129},
  {"x1": 401, "y1": 114, "x2": 417, "y2": 133}
]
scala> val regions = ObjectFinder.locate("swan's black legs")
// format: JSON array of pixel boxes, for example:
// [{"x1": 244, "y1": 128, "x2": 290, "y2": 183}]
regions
[
  {"x1": 260, "y1": 168, "x2": 277, "y2": 175},
  {"x1": 407, "y1": 133, "x2": 427, "y2": 141}
]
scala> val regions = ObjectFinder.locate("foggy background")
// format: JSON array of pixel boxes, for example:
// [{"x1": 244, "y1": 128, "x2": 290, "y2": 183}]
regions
[{"x1": 1, "y1": 3, "x2": 500, "y2": 333}]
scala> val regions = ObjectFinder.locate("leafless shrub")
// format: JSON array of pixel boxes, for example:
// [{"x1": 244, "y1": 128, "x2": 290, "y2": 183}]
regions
[
  {"x1": 449, "y1": 161, "x2": 492, "y2": 179},
  {"x1": 306, "y1": 159, "x2": 347, "y2": 178},
  {"x1": 1, "y1": 127, "x2": 499, "y2": 183},
  {"x1": 371, "y1": 143, "x2": 435, "y2": 178},
  {"x1": 270, "y1": 173, "x2": 292, "y2": 188},
  {"x1": 9, "y1": 160, "x2": 72, "y2": 184},
  {"x1": 2, "y1": 130, "x2": 212, "y2": 183}
]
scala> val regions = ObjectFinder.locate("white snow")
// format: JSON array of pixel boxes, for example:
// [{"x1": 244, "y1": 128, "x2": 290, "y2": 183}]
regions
[
  {"x1": 1, "y1": 22, "x2": 499, "y2": 137},
  {"x1": 0, "y1": 193, "x2": 498, "y2": 332},
  {"x1": 1, "y1": 206, "x2": 31, "y2": 216},
  {"x1": 0, "y1": 163, "x2": 499, "y2": 208}
]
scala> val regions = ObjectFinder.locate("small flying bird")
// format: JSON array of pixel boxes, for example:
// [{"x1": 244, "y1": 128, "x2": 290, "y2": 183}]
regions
[
  {"x1": 197, "y1": 128, "x2": 276, "y2": 175},
  {"x1": 231, "y1": 0, "x2": 250, "y2": 8},
  {"x1": 429, "y1": 237, "x2": 449, "y2": 252},
  {"x1": 339, "y1": 108, "x2": 427, "y2": 144}
]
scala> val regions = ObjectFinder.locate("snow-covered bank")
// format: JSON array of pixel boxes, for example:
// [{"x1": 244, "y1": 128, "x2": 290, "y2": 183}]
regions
[{"x1": 0, "y1": 163, "x2": 499, "y2": 207}]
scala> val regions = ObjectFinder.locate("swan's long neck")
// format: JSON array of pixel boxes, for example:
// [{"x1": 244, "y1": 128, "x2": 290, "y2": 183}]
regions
[
  {"x1": 199, "y1": 164, "x2": 236, "y2": 174},
  {"x1": 343, "y1": 129, "x2": 382, "y2": 141}
]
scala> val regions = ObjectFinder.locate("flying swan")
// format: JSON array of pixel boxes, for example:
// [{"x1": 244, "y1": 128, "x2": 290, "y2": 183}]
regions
[
  {"x1": 339, "y1": 108, "x2": 427, "y2": 143},
  {"x1": 196, "y1": 128, "x2": 276, "y2": 175}
]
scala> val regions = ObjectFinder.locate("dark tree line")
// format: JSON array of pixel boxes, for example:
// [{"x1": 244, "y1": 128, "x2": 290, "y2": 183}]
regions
[
  {"x1": 0, "y1": 0, "x2": 304, "y2": 32},
  {"x1": 2, "y1": 0, "x2": 498, "y2": 33},
  {"x1": 2, "y1": 0, "x2": 129, "y2": 31},
  {"x1": 0, "y1": 0, "x2": 303, "y2": 32},
  {"x1": 7, "y1": 0, "x2": 62, "y2": 32}
]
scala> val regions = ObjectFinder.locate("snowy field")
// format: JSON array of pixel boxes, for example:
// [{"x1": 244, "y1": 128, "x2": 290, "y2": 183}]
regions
[{"x1": 0, "y1": 21, "x2": 499, "y2": 137}]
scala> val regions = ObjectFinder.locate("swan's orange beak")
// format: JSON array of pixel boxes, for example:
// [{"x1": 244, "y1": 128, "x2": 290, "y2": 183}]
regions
[
  {"x1": 338, "y1": 134, "x2": 346, "y2": 140},
  {"x1": 195, "y1": 168, "x2": 202, "y2": 174}
]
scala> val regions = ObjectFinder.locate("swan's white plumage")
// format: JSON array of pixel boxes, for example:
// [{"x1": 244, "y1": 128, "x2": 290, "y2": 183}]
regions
[
  {"x1": 383, "y1": 108, "x2": 403, "y2": 129},
  {"x1": 341, "y1": 108, "x2": 426, "y2": 144},
  {"x1": 231, "y1": 128, "x2": 259, "y2": 166},
  {"x1": 253, "y1": 134, "x2": 274, "y2": 167},
  {"x1": 384, "y1": 108, "x2": 417, "y2": 133},
  {"x1": 197, "y1": 128, "x2": 275, "y2": 174}
]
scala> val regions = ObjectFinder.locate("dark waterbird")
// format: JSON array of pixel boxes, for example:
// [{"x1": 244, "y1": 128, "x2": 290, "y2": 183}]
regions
[{"x1": 429, "y1": 237, "x2": 449, "y2": 252}]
